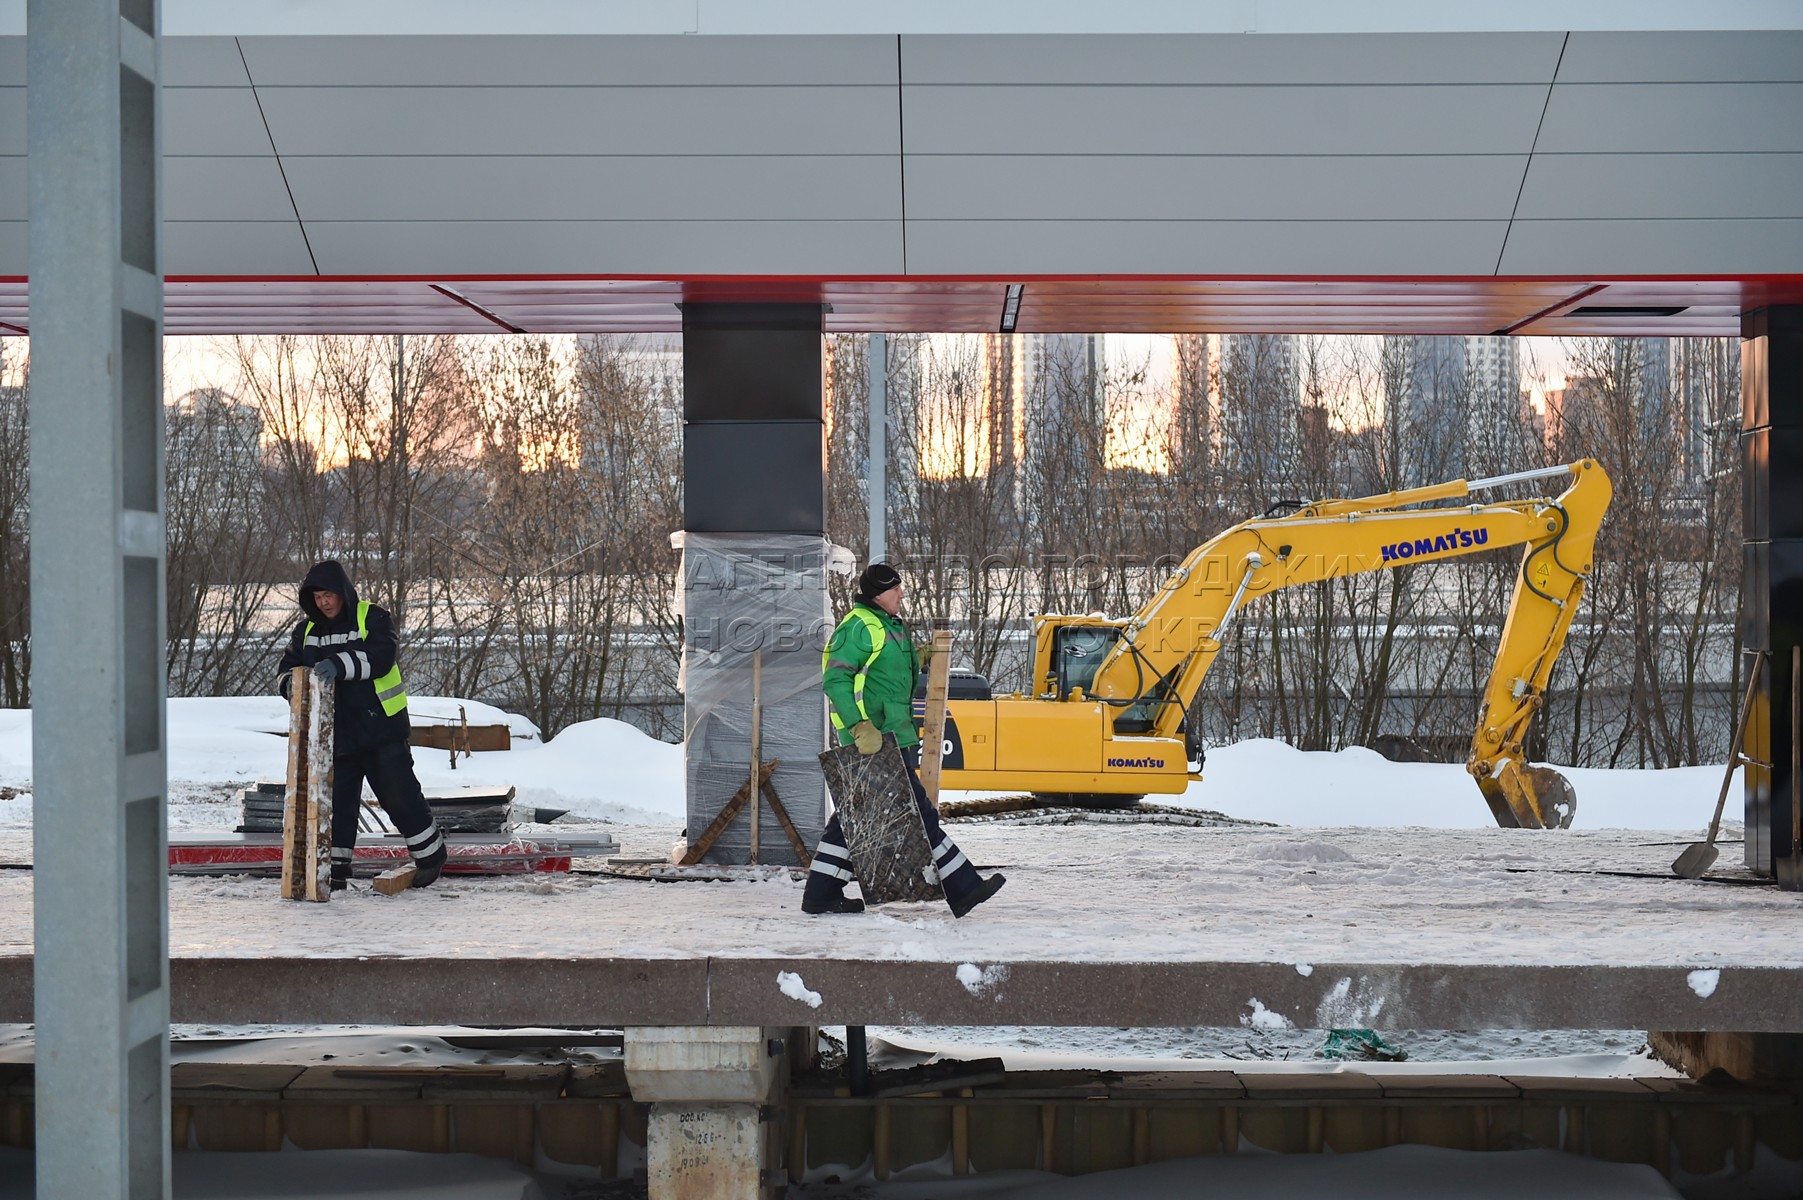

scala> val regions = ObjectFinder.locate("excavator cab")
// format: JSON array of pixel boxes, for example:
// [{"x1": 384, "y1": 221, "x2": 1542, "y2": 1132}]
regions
[
  {"x1": 1043, "y1": 621, "x2": 1123, "y2": 699},
  {"x1": 1036, "y1": 617, "x2": 1190, "y2": 756}
]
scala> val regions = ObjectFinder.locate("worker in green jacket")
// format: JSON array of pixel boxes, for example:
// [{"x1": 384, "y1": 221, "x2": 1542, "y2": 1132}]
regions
[{"x1": 802, "y1": 562, "x2": 1007, "y2": 917}]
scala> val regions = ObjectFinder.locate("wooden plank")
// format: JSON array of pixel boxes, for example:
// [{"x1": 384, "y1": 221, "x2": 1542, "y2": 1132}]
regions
[
  {"x1": 917, "y1": 630, "x2": 955, "y2": 804},
  {"x1": 749, "y1": 650, "x2": 762, "y2": 862},
  {"x1": 760, "y1": 778, "x2": 813, "y2": 867},
  {"x1": 410, "y1": 724, "x2": 510, "y2": 752},
  {"x1": 372, "y1": 864, "x2": 417, "y2": 895},
  {"x1": 678, "y1": 759, "x2": 777, "y2": 866}
]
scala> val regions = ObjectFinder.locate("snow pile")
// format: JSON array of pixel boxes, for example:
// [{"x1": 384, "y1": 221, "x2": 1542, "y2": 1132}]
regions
[
  {"x1": 1170, "y1": 738, "x2": 1729, "y2": 832},
  {"x1": 411, "y1": 714, "x2": 683, "y2": 824},
  {"x1": 0, "y1": 697, "x2": 685, "y2": 829}
]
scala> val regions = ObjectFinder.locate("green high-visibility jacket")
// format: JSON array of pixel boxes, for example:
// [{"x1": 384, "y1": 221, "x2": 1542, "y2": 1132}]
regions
[{"x1": 822, "y1": 603, "x2": 921, "y2": 748}]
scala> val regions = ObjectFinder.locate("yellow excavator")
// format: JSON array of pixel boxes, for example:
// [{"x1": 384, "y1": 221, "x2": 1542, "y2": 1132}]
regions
[{"x1": 933, "y1": 460, "x2": 1612, "y2": 829}]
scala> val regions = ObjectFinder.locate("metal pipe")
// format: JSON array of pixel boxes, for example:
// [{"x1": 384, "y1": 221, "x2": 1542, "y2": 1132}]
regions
[
  {"x1": 1466, "y1": 463, "x2": 1580, "y2": 493},
  {"x1": 847, "y1": 1025, "x2": 870, "y2": 1097},
  {"x1": 868, "y1": 334, "x2": 887, "y2": 564},
  {"x1": 1210, "y1": 553, "x2": 1264, "y2": 644}
]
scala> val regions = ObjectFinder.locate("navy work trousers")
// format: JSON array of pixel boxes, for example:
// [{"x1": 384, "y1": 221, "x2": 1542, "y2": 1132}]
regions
[{"x1": 329, "y1": 738, "x2": 444, "y2": 879}]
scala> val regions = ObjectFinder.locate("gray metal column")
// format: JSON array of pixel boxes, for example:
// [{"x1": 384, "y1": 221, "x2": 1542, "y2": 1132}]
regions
[
  {"x1": 28, "y1": 0, "x2": 169, "y2": 1196},
  {"x1": 868, "y1": 333, "x2": 887, "y2": 563},
  {"x1": 1742, "y1": 307, "x2": 1802, "y2": 881}
]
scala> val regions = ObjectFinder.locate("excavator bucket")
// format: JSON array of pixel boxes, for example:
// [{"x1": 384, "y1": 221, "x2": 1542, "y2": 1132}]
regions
[{"x1": 1478, "y1": 760, "x2": 1577, "y2": 830}]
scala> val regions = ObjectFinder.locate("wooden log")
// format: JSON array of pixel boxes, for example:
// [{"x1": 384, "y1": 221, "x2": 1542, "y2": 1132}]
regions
[
  {"x1": 303, "y1": 675, "x2": 335, "y2": 902},
  {"x1": 281, "y1": 667, "x2": 309, "y2": 900}
]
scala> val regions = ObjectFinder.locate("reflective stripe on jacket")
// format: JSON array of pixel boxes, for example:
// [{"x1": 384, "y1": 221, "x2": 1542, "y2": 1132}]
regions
[{"x1": 307, "y1": 600, "x2": 409, "y2": 717}]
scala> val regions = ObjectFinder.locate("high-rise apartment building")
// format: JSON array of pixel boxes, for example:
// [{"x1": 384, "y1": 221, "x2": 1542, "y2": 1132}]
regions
[
  {"x1": 1213, "y1": 333, "x2": 1301, "y2": 492},
  {"x1": 166, "y1": 388, "x2": 263, "y2": 524},
  {"x1": 1169, "y1": 333, "x2": 1211, "y2": 481},
  {"x1": 1018, "y1": 332, "x2": 1107, "y2": 489},
  {"x1": 1384, "y1": 335, "x2": 1527, "y2": 483}
]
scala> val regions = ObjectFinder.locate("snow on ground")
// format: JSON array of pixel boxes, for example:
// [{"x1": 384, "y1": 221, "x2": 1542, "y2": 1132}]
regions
[
  {"x1": 0, "y1": 819, "x2": 1787, "y2": 970},
  {"x1": 0, "y1": 697, "x2": 1737, "y2": 836},
  {"x1": 0, "y1": 699, "x2": 1780, "y2": 1198},
  {"x1": 864, "y1": 1026, "x2": 1675, "y2": 1076}
]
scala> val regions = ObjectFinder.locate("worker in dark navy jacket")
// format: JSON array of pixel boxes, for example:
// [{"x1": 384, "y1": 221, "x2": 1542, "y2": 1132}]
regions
[{"x1": 277, "y1": 560, "x2": 446, "y2": 890}]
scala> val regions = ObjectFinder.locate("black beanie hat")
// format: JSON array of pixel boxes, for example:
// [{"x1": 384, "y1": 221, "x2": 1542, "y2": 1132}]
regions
[{"x1": 856, "y1": 562, "x2": 902, "y2": 601}]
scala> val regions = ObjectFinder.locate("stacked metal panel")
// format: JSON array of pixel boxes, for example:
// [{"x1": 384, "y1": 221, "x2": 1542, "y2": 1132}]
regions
[{"x1": 675, "y1": 532, "x2": 849, "y2": 865}]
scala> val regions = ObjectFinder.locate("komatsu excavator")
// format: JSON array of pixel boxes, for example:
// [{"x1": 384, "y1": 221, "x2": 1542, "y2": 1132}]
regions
[{"x1": 934, "y1": 460, "x2": 1612, "y2": 829}]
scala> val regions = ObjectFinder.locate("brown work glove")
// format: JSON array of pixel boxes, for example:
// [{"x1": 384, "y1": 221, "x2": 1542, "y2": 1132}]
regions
[{"x1": 850, "y1": 720, "x2": 883, "y2": 755}]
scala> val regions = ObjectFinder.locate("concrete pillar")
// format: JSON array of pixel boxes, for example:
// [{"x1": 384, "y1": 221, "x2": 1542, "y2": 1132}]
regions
[
  {"x1": 28, "y1": 0, "x2": 171, "y2": 1196},
  {"x1": 624, "y1": 1026, "x2": 786, "y2": 1200},
  {"x1": 1740, "y1": 307, "x2": 1802, "y2": 880},
  {"x1": 678, "y1": 303, "x2": 829, "y2": 864}
]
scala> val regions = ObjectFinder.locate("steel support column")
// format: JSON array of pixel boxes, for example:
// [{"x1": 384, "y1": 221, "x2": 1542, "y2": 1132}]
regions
[
  {"x1": 27, "y1": 0, "x2": 169, "y2": 1196},
  {"x1": 1741, "y1": 307, "x2": 1802, "y2": 880}
]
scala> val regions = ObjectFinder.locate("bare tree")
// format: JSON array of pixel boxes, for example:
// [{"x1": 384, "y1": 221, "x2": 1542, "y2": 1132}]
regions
[{"x1": 315, "y1": 335, "x2": 473, "y2": 632}]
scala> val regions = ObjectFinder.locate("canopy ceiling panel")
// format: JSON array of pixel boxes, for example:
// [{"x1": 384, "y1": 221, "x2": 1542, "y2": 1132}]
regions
[{"x1": 0, "y1": 22, "x2": 1795, "y2": 334}]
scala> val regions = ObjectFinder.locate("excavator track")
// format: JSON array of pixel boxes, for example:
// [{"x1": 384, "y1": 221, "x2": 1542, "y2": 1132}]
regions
[{"x1": 939, "y1": 795, "x2": 1272, "y2": 829}]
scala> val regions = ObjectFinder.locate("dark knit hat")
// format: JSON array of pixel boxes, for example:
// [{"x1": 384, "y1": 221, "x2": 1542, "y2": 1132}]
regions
[{"x1": 856, "y1": 562, "x2": 902, "y2": 602}]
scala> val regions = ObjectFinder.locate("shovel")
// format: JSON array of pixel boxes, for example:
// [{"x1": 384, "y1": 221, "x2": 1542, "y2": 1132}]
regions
[{"x1": 1673, "y1": 649, "x2": 1767, "y2": 880}]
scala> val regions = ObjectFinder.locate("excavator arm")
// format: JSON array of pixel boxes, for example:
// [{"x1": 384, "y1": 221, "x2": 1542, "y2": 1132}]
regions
[{"x1": 1075, "y1": 460, "x2": 1612, "y2": 828}]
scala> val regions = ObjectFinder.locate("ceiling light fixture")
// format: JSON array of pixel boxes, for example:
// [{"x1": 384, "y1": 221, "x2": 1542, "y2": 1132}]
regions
[
  {"x1": 1565, "y1": 305, "x2": 1689, "y2": 318},
  {"x1": 999, "y1": 284, "x2": 1023, "y2": 333}
]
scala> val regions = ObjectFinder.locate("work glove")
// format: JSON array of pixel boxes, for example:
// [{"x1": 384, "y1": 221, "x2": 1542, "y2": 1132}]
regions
[
  {"x1": 312, "y1": 657, "x2": 343, "y2": 683},
  {"x1": 850, "y1": 720, "x2": 882, "y2": 756}
]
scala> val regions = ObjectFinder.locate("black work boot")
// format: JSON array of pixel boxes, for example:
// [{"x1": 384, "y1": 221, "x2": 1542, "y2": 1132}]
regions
[
  {"x1": 948, "y1": 873, "x2": 1006, "y2": 919},
  {"x1": 329, "y1": 862, "x2": 352, "y2": 892},
  {"x1": 802, "y1": 894, "x2": 865, "y2": 915},
  {"x1": 411, "y1": 844, "x2": 447, "y2": 888}
]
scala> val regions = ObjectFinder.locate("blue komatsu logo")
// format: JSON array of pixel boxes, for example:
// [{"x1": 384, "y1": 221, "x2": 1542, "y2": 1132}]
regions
[
  {"x1": 1381, "y1": 526, "x2": 1488, "y2": 562},
  {"x1": 1107, "y1": 756, "x2": 1166, "y2": 769}
]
